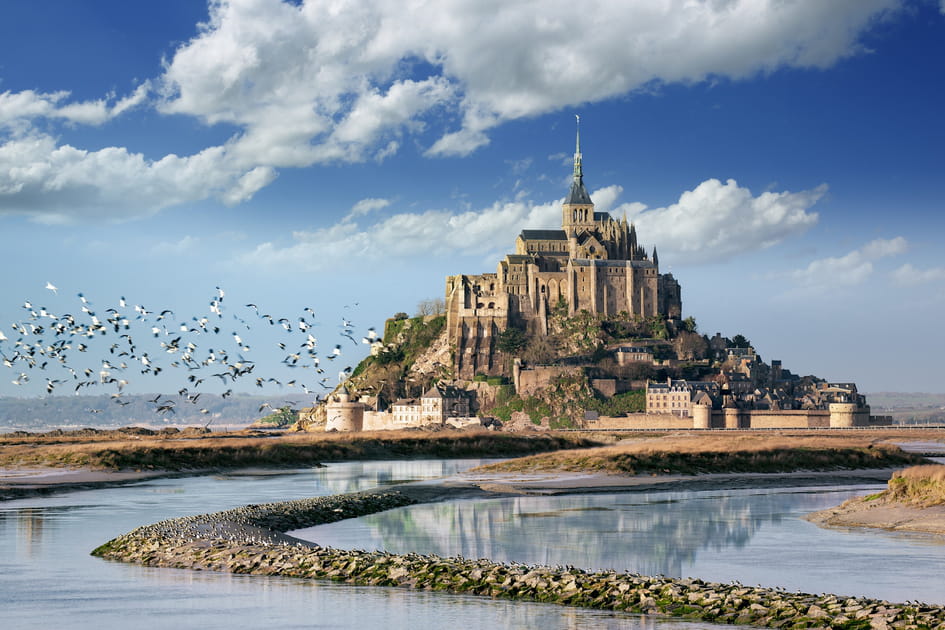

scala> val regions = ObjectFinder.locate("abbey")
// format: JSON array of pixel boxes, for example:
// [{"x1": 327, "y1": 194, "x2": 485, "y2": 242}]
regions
[{"x1": 446, "y1": 123, "x2": 682, "y2": 379}]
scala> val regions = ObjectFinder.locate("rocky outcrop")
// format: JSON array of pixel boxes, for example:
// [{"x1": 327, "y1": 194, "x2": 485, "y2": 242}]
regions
[{"x1": 93, "y1": 488, "x2": 945, "y2": 629}]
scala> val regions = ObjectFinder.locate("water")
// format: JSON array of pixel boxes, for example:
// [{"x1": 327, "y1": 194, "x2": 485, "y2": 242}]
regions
[
  {"x1": 1, "y1": 460, "x2": 705, "y2": 630},
  {"x1": 4, "y1": 459, "x2": 944, "y2": 629},
  {"x1": 295, "y1": 485, "x2": 945, "y2": 604}
]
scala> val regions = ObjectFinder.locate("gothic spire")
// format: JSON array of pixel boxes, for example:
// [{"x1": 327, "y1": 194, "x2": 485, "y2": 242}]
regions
[
  {"x1": 652, "y1": 247, "x2": 659, "y2": 267},
  {"x1": 574, "y1": 114, "x2": 582, "y2": 179},
  {"x1": 565, "y1": 114, "x2": 592, "y2": 205}
]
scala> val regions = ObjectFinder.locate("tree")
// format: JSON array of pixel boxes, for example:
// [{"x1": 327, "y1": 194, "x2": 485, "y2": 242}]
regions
[
  {"x1": 682, "y1": 316, "x2": 698, "y2": 333},
  {"x1": 523, "y1": 334, "x2": 557, "y2": 364},
  {"x1": 415, "y1": 298, "x2": 445, "y2": 316},
  {"x1": 731, "y1": 334, "x2": 751, "y2": 349},
  {"x1": 496, "y1": 327, "x2": 528, "y2": 353},
  {"x1": 647, "y1": 316, "x2": 669, "y2": 340},
  {"x1": 674, "y1": 331, "x2": 708, "y2": 360}
]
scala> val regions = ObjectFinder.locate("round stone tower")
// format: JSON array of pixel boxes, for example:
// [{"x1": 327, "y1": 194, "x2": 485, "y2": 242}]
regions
[
  {"x1": 692, "y1": 401, "x2": 711, "y2": 429},
  {"x1": 828, "y1": 402, "x2": 864, "y2": 428},
  {"x1": 325, "y1": 389, "x2": 364, "y2": 432}
]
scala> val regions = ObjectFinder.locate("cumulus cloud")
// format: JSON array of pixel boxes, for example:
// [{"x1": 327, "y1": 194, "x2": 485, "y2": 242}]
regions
[
  {"x1": 242, "y1": 196, "x2": 560, "y2": 271},
  {"x1": 1, "y1": 0, "x2": 901, "y2": 220},
  {"x1": 0, "y1": 83, "x2": 150, "y2": 130},
  {"x1": 891, "y1": 263, "x2": 945, "y2": 285},
  {"x1": 624, "y1": 179, "x2": 823, "y2": 264},
  {"x1": 0, "y1": 132, "x2": 272, "y2": 222},
  {"x1": 778, "y1": 236, "x2": 908, "y2": 293},
  {"x1": 241, "y1": 178, "x2": 821, "y2": 271}
]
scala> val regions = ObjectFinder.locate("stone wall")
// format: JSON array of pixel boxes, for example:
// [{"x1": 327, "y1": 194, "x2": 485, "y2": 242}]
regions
[
  {"x1": 587, "y1": 408, "x2": 869, "y2": 430},
  {"x1": 587, "y1": 413, "x2": 694, "y2": 430},
  {"x1": 741, "y1": 410, "x2": 826, "y2": 429},
  {"x1": 516, "y1": 366, "x2": 579, "y2": 397}
]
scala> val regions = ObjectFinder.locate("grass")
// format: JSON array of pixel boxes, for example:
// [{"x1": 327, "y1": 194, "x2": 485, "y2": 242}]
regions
[
  {"x1": 884, "y1": 464, "x2": 945, "y2": 506},
  {"x1": 0, "y1": 429, "x2": 603, "y2": 472},
  {"x1": 473, "y1": 433, "x2": 932, "y2": 476}
]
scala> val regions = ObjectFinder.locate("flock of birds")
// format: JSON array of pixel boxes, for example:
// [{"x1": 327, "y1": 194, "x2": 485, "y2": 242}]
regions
[{"x1": 1, "y1": 283, "x2": 380, "y2": 418}]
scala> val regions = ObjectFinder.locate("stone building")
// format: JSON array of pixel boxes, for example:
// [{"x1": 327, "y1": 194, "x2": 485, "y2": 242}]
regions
[
  {"x1": 646, "y1": 378, "x2": 720, "y2": 418},
  {"x1": 327, "y1": 383, "x2": 472, "y2": 432},
  {"x1": 446, "y1": 122, "x2": 682, "y2": 379}
]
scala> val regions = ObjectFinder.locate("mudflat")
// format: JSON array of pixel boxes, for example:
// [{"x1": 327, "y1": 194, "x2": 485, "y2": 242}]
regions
[{"x1": 805, "y1": 497, "x2": 945, "y2": 534}]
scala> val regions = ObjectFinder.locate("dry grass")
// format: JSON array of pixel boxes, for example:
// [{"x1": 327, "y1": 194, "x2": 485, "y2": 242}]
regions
[
  {"x1": 474, "y1": 433, "x2": 932, "y2": 476},
  {"x1": 0, "y1": 429, "x2": 601, "y2": 471},
  {"x1": 885, "y1": 464, "x2": 945, "y2": 506}
]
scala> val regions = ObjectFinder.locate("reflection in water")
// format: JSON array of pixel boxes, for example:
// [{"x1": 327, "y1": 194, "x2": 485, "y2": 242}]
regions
[
  {"x1": 8, "y1": 459, "x2": 723, "y2": 630},
  {"x1": 299, "y1": 489, "x2": 792, "y2": 576},
  {"x1": 311, "y1": 459, "x2": 492, "y2": 495},
  {"x1": 295, "y1": 486, "x2": 945, "y2": 605}
]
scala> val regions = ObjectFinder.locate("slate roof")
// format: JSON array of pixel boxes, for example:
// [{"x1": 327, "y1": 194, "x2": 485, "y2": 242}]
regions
[
  {"x1": 565, "y1": 178, "x2": 593, "y2": 205},
  {"x1": 520, "y1": 229, "x2": 567, "y2": 241}
]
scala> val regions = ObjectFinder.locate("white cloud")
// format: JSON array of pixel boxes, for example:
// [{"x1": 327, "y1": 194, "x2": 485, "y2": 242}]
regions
[
  {"x1": 347, "y1": 198, "x2": 391, "y2": 219},
  {"x1": 241, "y1": 178, "x2": 822, "y2": 271},
  {"x1": 0, "y1": 0, "x2": 901, "y2": 219},
  {"x1": 242, "y1": 196, "x2": 561, "y2": 271},
  {"x1": 221, "y1": 166, "x2": 278, "y2": 205},
  {"x1": 0, "y1": 83, "x2": 150, "y2": 129},
  {"x1": 891, "y1": 263, "x2": 945, "y2": 285},
  {"x1": 778, "y1": 236, "x2": 908, "y2": 293},
  {"x1": 626, "y1": 179, "x2": 823, "y2": 263},
  {"x1": 0, "y1": 132, "x2": 271, "y2": 222}
]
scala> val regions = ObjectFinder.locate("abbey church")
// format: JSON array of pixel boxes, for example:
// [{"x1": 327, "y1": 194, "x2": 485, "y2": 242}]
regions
[{"x1": 445, "y1": 123, "x2": 682, "y2": 379}]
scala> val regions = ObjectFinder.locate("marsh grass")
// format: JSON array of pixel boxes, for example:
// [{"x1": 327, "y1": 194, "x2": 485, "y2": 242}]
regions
[
  {"x1": 885, "y1": 464, "x2": 945, "y2": 506},
  {"x1": 474, "y1": 434, "x2": 930, "y2": 475},
  {"x1": 0, "y1": 430, "x2": 601, "y2": 471}
]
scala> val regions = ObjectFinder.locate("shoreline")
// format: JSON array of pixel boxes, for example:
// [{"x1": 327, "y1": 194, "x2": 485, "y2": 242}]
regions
[
  {"x1": 805, "y1": 493, "x2": 945, "y2": 536},
  {"x1": 0, "y1": 462, "x2": 902, "y2": 502},
  {"x1": 0, "y1": 466, "x2": 205, "y2": 501},
  {"x1": 90, "y1": 473, "x2": 945, "y2": 629}
]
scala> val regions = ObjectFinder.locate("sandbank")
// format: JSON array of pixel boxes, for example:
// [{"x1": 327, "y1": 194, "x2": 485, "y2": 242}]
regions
[
  {"x1": 0, "y1": 466, "x2": 173, "y2": 500},
  {"x1": 805, "y1": 495, "x2": 945, "y2": 535}
]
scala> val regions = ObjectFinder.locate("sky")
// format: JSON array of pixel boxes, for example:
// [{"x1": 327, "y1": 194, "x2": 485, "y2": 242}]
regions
[{"x1": 1, "y1": 0, "x2": 944, "y2": 402}]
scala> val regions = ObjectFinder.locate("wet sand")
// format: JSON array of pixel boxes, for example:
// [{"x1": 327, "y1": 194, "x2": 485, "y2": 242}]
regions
[
  {"x1": 805, "y1": 495, "x2": 945, "y2": 535},
  {"x1": 0, "y1": 466, "x2": 177, "y2": 500}
]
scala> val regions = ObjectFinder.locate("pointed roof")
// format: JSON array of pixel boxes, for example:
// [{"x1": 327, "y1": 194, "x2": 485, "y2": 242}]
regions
[{"x1": 565, "y1": 115, "x2": 593, "y2": 205}]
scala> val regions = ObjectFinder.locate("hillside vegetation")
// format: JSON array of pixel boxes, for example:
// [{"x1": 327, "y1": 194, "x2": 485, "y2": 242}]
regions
[{"x1": 342, "y1": 314, "x2": 449, "y2": 404}]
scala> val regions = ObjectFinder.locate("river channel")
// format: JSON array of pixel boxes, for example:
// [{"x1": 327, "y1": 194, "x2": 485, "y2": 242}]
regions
[{"x1": 2, "y1": 458, "x2": 944, "y2": 629}]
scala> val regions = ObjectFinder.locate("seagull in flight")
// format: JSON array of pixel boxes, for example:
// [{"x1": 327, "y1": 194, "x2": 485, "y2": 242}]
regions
[{"x1": 45, "y1": 282, "x2": 58, "y2": 294}]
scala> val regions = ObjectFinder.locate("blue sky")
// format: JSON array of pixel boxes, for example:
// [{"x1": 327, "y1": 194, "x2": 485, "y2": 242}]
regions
[{"x1": 1, "y1": 0, "x2": 944, "y2": 401}]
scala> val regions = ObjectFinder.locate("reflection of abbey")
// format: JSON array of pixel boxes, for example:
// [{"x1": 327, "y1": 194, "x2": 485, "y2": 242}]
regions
[{"x1": 445, "y1": 123, "x2": 680, "y2": 379}]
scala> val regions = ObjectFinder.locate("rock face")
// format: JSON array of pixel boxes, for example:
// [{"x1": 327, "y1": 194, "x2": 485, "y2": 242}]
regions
[{"x1": 93, "y1": 488, "x2": 945, "y2": 629}]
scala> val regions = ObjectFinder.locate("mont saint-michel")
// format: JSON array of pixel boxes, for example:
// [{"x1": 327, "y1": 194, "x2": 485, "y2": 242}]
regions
[{"x1": 312, "y1": 126, "x2": 885, "y2": 434}]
